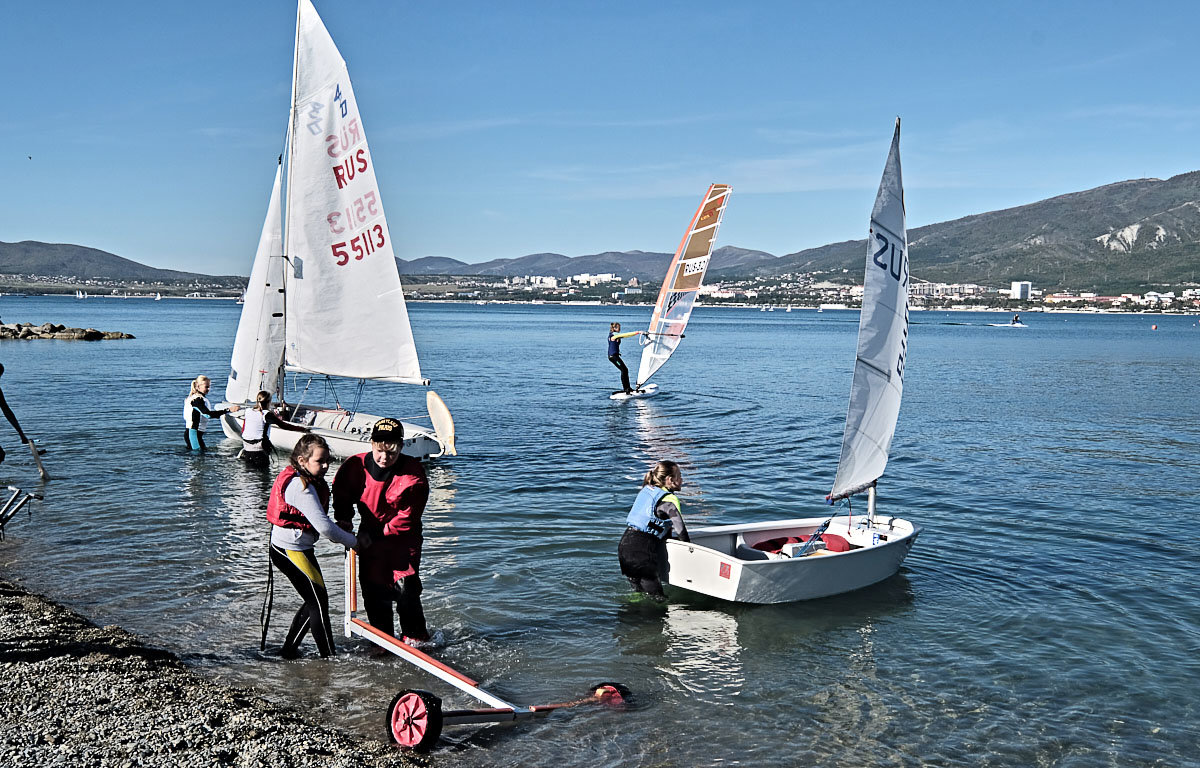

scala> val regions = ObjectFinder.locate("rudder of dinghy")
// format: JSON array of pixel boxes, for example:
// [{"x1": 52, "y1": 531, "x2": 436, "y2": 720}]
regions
[{"x1": 426, "y1": 390, "x2": 457, "y2": 457}]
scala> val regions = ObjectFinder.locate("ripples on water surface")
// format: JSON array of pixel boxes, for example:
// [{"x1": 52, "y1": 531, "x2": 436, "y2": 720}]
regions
[{"x1": 1, "y1": 297, "x2": 1198, "y2": 766}]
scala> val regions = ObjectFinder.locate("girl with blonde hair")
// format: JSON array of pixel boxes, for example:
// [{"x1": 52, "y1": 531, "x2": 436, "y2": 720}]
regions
[
  {"x1": 183, "y1": 375, "x2": 239, "y2": 451},
  {"x1": 618, "y1": 460, "x2": 689, "y2": 599}
]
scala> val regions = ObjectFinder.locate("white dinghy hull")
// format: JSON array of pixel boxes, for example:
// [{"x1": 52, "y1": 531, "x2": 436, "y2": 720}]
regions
[
  {"x1": 664, "y1": 516, "x2": 919, "y2": 604},
  {"x1": 609, "y1": 383, "x2": 660, "y2": 401},
  {"x1": 220, "y1": 409, "x2": 445, "y2": 460}
]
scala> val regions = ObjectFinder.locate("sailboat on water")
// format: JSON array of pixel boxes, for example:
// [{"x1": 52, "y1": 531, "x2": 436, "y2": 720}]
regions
[
  {"x1": 664, "y1": 121, "x2": 918, "y2": 603},
  {"x1": 610, "y1": 184, "x2": 731, "y2": 401},
  {"x1": 220, "y1": 0, "x2": 455, "y2": 461}
]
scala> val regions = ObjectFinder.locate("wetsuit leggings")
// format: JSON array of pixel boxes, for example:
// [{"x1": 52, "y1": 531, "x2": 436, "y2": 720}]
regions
[
  {"x1": 618, "y1": 527, "x2": 667, "y2": 599},
  {"x1": 361, "y1": 574, "x2": 428, "y2": 640},
  {"x1": 609, "y1": 354, "x2": 632, "y2": 393},
  {"x1": 268, "y1": 544, "x2": 336, "y2": 656},
  {"x1": 184, "y1": 429, "x2": 207, "y2": 451},
  {"x1": 241, "y1": 449, "x2": 270, "y2": 469}
]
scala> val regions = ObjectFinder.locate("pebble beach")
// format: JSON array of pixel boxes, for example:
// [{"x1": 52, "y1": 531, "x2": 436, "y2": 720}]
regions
[{"x1": 0, "y1": 575, "x2": 418, "y2": 768}]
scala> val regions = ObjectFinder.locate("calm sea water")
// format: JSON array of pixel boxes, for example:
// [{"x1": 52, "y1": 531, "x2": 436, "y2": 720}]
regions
[{"x1": 1, "y1": 295, "x2": 1198, "y2": 767}]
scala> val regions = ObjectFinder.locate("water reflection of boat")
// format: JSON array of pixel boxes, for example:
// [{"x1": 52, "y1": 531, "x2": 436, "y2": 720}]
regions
[{"x1": 660, "y1": 605, "x2": 744, "y2": 700}]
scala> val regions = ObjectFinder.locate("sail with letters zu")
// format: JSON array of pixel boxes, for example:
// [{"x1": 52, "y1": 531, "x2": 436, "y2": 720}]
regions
[
  {"x1": 829, "y1": 118, "x2": 909, "y2": 500},
  {"x1": 634, "y1": 184, "x2": 732, "y2": 388},
  {"x1": 225, "y1": 161, "x2": 286, "y2": 405}
]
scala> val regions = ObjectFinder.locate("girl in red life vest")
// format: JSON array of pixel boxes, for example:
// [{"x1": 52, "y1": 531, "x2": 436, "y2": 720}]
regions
[
  {"x1": 332, "y1": 418, "x2": 437, "y2": 648},
  {"x1": 264, "y1": 433, "x2": 362, "y2": 658},
  {"x1": 618, "y1": 460, "x2": 689, "y2": 600}
]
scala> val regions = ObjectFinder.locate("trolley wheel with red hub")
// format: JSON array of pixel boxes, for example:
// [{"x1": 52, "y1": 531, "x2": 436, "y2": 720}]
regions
[{"x1": 387, "y1": 689, "x2": 443, "y2": 751}]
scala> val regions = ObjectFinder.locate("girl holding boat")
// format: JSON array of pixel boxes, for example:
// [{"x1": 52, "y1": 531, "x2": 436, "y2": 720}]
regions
[
  {"x1": 239, "y1": 390, "x2": 309, "y2": 469},
  {"x1": 618, "y1": 460, "x2": 689, "y2": 600},
  {"x1": 183, "y1": 375, "x2": 239, "y2": 451}
]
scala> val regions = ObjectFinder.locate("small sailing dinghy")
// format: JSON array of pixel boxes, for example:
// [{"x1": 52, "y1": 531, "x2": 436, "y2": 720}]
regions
[
  {"x1": 220, "y1": 0, "x2": 455, "y2": 461},
  {"x1": 610, "y1": 184, "x2": 731, "y2": 401},
  {"x1": 664, "y1": 121, "x2": 918, "y2": 603}
]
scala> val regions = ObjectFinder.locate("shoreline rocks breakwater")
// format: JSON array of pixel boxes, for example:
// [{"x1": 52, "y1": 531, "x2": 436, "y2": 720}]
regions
[{"x1": 0, "y1": 322, "x2": 134, "y2": 341}]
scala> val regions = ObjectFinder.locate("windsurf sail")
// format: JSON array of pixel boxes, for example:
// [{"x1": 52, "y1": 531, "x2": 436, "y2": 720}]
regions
[
  {"x1": 830, "y1": 119, "x2": 909, "y2": 500},
  {"x1": 282, "y1": 0, "x2": 424, "y2": 385},
  {"x1": 635, "y1": 183, "x2": 732, "y2": 387},
  {"x1": 226, "y1": 162, "x2": 286, "y2": 404}
]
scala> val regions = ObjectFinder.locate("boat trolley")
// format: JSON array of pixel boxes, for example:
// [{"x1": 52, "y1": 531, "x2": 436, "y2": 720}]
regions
[
  {"x1": 343, "y1": 550, "x2": 629, "y2": 751},
  {"x1": 0, "y1": 485, "x2": 42, "y2": 541}
]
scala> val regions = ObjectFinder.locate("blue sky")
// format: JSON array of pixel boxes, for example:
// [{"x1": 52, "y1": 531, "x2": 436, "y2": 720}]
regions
[{"x1": 3, "y1": 1, "x2": 1198, "y2": 276}]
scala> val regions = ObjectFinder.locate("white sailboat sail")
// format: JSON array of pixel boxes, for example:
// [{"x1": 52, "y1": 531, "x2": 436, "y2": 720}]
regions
[
  {"x1": 635, "y1": 184, "x2": 731, "y2": 387},
  {"x1": 830, "y1": 119, "x2": 909, "y2": 500},
  {"x1": 225, "y1": 163, "x2": 286, "y2": 404},
  {"x1": 284, "y1": 0, "x2": 424, "y2": 385}
]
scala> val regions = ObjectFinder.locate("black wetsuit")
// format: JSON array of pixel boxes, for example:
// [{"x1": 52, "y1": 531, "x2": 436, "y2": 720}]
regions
[
  {"x1": 618, "y1": 493, "x2": 688, "y2": 599},
  {"x1": 608, "y1": 332, "x2": 634, "y2": 393},
  {"x1": 0, "y1": 387, "x2": 28, "y2": 465}
]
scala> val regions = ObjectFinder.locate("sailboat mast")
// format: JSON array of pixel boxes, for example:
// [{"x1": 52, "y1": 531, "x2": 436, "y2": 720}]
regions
[{"x1": 278, "y1": 0, "x2": 303, "y2": 402}]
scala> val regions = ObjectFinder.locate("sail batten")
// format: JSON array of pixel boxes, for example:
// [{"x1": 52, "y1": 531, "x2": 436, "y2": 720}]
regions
[
  {"x1": 830, "y1": 119, "x2": 909, "y2": 501},
  {"x1": 635, "y1": 184, "x2": 731, "y2": 388}
]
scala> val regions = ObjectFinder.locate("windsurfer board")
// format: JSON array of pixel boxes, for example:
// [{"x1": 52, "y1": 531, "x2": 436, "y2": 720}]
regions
[{"x1": 610, "y1": 383, "x2": 660, "y2": 401}]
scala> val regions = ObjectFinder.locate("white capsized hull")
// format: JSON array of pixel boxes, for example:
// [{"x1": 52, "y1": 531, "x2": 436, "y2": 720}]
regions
[
  {"x1": 220, "y1": 406, "x2": 445, "y2": 460},
  {"x1": 664, "y1": 515, "x2": 919, "y2": 604}
]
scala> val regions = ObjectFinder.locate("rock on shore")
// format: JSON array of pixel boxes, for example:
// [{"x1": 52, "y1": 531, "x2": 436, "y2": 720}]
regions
[
  {"x1": 0, "y1": 322, "x2": 134, "y2": 340},
  {"x1": 0, "y1": 577, "x2": 418, "y2": 767}
]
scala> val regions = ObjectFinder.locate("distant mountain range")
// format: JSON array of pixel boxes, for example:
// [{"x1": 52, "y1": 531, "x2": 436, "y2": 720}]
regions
[
  {"x1": 6, "y1": 171, "x2": 1200, "y2": 293},
  {"x1": 762, "y1": 170, "x2": 1200, "y2": 293},
  {"x1": 0, "y1": 241, "x2": 241, "y2": 285},
  {"x1": 397, "y1": 246, "x2": 777, "y2": 282}
]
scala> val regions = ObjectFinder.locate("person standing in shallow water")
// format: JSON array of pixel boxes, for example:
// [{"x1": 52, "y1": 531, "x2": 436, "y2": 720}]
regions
[
  {"x1": 183, "y1": 375, "x2": 239, "y2": 451},
  {"x1": 607, "y1": 322, "x2": 644, "y2": 395},
  {"x1": 265, "y1": 433, "x2": 363, "y2": 658},
  {"x1": 240, "y1": 391, "x2": 308, "y2": 469},
  {"x1": 333, "y1": 418, "x2": 440, "y2": 648},
  {"x1": 618, "y1": 460, "x2": 689, "y2": 600},
  {"x1": 0, "y1": 363, "x2": 31, "y2": 465}
]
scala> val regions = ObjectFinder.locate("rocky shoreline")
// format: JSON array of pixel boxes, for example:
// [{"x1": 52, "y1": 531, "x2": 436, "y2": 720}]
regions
[
  {"x1": 0, "y1": 322, "x2": 134, "y2": 341},
  {"x1": 0, "y1": 576, "x2": 418, "y2": 767}
]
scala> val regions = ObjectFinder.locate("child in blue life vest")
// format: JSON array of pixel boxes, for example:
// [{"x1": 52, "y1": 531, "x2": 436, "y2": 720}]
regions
[{"x1": 618, "y1": 460, "x2": 690, "y2": 600}]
